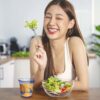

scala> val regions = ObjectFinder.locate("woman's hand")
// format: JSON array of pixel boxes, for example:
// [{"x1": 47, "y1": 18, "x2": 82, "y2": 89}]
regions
[{"x1": 33, "y1": 44, "x2": 47, "y2": 71}]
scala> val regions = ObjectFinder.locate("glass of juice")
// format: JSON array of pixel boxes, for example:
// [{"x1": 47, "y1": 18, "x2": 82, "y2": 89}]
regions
[{"x1": 18, "y1": 78, "x2": 34, "y2": 97}]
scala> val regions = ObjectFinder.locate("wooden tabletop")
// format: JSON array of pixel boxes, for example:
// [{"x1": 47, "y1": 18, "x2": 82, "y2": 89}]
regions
[{"x1": 0, "y1": 88, "x2": 100, "y2": 100}]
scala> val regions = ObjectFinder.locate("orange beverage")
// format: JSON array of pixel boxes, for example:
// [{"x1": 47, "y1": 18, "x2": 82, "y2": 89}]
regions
[{"x1": 18, "y1": 78, "x2": 34, "y2": 97}]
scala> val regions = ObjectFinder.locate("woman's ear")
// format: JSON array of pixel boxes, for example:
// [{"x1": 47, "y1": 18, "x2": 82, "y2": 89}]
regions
[{"x1": 68, "y1": 19, "x2": 75, "y2": 29}]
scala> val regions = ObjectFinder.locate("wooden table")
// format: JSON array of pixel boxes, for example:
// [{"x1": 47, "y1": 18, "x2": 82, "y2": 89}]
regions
[{"x1": 0, "y1": 88, "x2": 100, "y2": 100}]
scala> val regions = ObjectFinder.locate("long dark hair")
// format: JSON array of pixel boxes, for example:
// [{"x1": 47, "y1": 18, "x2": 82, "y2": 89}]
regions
[{"x1": 42, "y1": 0, "x2": 86, "y2": 80}]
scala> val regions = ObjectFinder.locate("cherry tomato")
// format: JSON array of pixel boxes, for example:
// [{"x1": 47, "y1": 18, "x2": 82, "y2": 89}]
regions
[{"x1": 61, "y1": 86, "x2": 68, "y2": 93}]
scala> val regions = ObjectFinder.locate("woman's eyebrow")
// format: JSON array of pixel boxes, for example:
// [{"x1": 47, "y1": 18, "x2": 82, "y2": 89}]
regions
[
  {"x1": 56, "y1": 14, "x2": 64, "y2": 17},
  {"x1": 45, "y1": 12, "x2": 64, "y2": 17},
  {"x1": 45, "y1": 12, "x2": 51, "y2": 16}
]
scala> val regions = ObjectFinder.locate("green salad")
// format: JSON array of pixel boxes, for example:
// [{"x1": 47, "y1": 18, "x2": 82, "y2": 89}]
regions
[{"x1": 43, "y1": 76, "x2": 72, "y2": 93}]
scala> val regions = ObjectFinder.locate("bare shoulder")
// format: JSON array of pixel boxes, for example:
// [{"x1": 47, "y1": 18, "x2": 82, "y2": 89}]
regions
[
  {"x1": 68, "y1": 36, "x2": 86, "y2": 52},
  {"x1": 69, "y1": 36, "x2": 84, "y2": 45}
]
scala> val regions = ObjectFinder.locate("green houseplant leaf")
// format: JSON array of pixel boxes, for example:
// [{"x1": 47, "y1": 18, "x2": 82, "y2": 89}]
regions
[
  {"x1": 96, "y1": 25, "x2": 100, "y2": 32},
  {"x1": 92, "y1": 34, "x2": 100, "y2": 39},
  {"x1": 90, "y1": 25, "x2": 100, "y2": 57}
]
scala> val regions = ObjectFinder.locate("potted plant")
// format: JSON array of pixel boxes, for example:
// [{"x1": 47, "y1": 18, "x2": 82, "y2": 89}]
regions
[
  {"x1": 90, "y1": 25, "x2": 100, "y2": 57},
  {"x1": 11, "y1": 51, "x2": 29, "y2": 58}
]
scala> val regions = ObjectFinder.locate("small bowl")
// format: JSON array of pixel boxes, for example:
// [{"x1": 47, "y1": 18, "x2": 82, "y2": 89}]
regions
[{"x1": 42, "y1": 80, "x2": 73, "y2": 97}]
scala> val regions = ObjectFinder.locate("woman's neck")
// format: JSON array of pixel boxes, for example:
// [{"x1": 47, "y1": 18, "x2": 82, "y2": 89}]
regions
[{"x1": 50, "y1": 38, "x2": 66, "y2": 55}]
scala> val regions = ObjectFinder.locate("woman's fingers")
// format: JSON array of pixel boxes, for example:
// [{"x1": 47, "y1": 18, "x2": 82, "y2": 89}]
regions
[
  {"x1": 35, "y1": 51, "x2": 42, "y2": 59},
  {"x1": 36, "y1": 54, "x2": 41, "y2": 58},
  {"x1": 33, "y1": 44, "x2": 47, "y2": 68},
  {"x1": 34, "y1": 45, "x2": 46, "y2": 60},
  {"x1": 35, "y1": 44, "x2": 43, "y2": 50},
  {"x1": 38, "y1": 47, "x2": 46, "y2": 55}
]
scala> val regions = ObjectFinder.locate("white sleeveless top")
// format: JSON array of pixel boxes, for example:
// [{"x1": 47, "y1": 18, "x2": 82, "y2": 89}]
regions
[{"x1": 54, "y1": 39, "x2": 73, "y2": 81}]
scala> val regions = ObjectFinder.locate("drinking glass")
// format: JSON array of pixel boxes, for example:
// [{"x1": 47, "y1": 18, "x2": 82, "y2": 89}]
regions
[{"x1": 18, "y1": 78, "x2": 34, "y2": 97}]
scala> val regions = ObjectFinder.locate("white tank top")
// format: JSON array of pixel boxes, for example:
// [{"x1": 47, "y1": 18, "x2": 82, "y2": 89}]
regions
[{"x1": 54, "y1": 39, "x2": 73, "y2": 81}]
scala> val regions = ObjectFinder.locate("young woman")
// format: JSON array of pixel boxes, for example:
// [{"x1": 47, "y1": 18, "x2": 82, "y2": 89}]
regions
[{"x1": 30, "y1": 0, "x2": 88, "y2": 91}]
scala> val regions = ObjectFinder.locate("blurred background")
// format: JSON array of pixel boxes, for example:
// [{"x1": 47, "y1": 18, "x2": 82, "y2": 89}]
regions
[
  {"x1": 0, "y1": 0, "x2": 100, "y2": 88},
  {"x1": 0, "y1": 0, "x2": 99, "y2": 49}
]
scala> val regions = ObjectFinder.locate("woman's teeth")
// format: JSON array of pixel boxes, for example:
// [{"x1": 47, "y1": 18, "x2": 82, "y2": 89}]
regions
[{"x1": 48, "y1": 28, "x2": 58, "y2": 32}]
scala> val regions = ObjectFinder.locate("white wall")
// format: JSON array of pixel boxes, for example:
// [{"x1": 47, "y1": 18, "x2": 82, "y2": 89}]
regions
[
  {"x1": 0, "y1": 0, "x2": 44, "y2": 46},
  {"x1": 90, "y1": 0, "x2": 100, "y2": 87},
  {"x1": 70, "y1": 0, "x2": 92, "y2": 38},
  {"x1": 94, "y1": 0, "x2": 100, "y2": 26},
  {"x1": 89, "y1": 58, "x2": 100, "y2": 88},
  {"x1": 0, "y1": 0, "x2": 5, "y2": 41}
]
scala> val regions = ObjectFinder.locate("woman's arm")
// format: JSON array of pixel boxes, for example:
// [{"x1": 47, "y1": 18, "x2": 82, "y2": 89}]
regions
[
  {"x1": 30, "y1": 37, "x2": 47, "y2": 89},
  {"x1": 69, "y1": 37, "x2": 89, "y2": 91}
]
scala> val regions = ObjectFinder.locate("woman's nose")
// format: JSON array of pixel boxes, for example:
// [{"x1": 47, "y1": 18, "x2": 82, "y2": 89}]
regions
[{"x1": 49, "y1": 17, "x2": 56, "y2": 25}]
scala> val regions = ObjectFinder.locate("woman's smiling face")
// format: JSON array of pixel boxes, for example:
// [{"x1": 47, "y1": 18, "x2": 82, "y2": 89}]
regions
[{"x1": 44, "y1": 5, "x2": 71, "y2": 40}]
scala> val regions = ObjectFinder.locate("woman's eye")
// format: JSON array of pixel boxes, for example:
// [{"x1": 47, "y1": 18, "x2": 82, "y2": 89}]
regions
[
  {"x1": 45, "y1": 16, "x2": 51, "y2": 19},
  {"x1": 56, "y1": 17, "x2": 62, "y2": 20}
]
